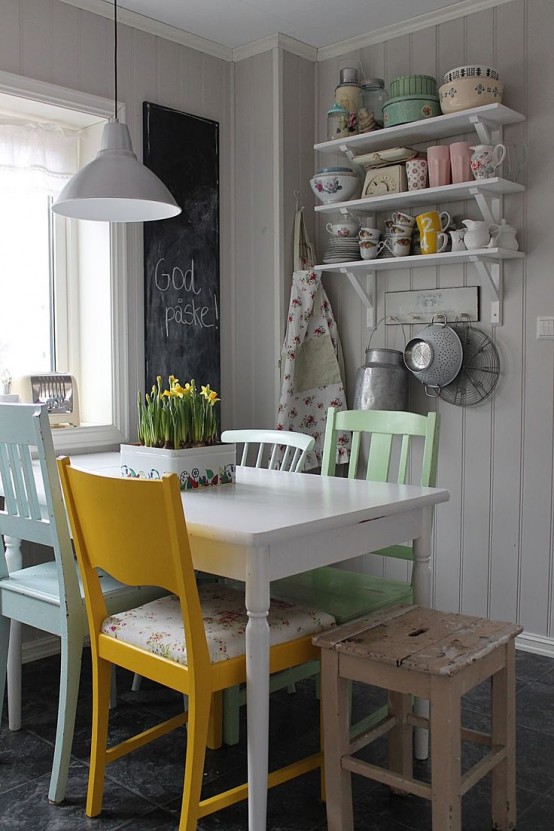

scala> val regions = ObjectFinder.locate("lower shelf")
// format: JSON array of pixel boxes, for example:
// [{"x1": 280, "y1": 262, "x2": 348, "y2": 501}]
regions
[{"x1": 315, "y1": 248, "x2": 525, "y2": 327}]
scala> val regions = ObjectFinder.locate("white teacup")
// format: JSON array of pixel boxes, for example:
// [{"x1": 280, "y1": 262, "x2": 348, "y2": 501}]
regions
[
  {"x1": 326, "y1": 221, "x2": 359, "y2": 237},
  {"x1": 390, "y1": 222, "x2": 414, "y2": 237},
  {"x1": 391, "y1": 211, "x2": 416, "y2": 228},
  {"x1": 378, "y1": 234, "x2": 411, "y2": 258},
  {"x1": 359, "y1": 226, "x2": 381, "y2": 240},
  {"x1": 359, "y1": 239, "x2": 380, "y2": 260}
]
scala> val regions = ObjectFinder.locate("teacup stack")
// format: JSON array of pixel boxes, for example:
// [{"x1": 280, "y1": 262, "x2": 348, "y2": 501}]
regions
[
  {"x1": 381, "y1": 211, "x2": 416, "y2": 257},
  {"x1": 323, "y1": 216, "x2": 361, "y2": 263},
  {"x1": 358, "y1": 225, "x2": 381, "y2": 260}
]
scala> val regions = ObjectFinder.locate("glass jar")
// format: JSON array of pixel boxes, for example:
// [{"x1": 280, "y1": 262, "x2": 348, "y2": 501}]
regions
[
  {"x1": 327, "y1": 103, "x2": 349, "y2": 141},
  {"x1": 359, "y1": 78, "x2": 388, "y2": 131},
  {"x1": 335, "y1": 67, "x2": 361, "y2": 134}
]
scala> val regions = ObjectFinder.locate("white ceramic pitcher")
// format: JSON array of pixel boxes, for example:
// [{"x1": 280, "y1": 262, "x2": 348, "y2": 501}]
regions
[
  {"x1": 470, "y1": 143, "x2": 506, "y2": 179},
  {"x1": 462, "y1": 219, "x2": 500, "y2": 249}
]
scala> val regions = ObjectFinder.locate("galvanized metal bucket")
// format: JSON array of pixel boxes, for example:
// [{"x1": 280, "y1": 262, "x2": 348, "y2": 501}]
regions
[{"x1": 353, "y1": 318, "x2": 409, "y2": 411}]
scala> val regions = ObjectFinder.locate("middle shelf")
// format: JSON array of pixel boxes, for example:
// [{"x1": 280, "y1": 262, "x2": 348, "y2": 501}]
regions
[{"x1": 313, "y1": 177, "x2": 524, "y2": 215}]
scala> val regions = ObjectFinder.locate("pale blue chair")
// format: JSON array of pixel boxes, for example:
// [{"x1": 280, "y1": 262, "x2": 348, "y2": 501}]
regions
[{"x1": 0, "y1": 403, "x2": 166, "y2": 803}]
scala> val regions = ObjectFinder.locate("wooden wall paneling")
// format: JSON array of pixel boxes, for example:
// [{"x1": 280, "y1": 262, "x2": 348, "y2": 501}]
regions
[
  {"x1": 75, "y1": 6, "x2": 110, "y2": 99},
  {"x1": 20, "y1": 0, "x2": 53, "y2": 83},
  {"x1": 156, "y1": 38, "x2": 182, "y2": 109},
  {"x1": 0, "y1": 0, "x2": 21, "y2": 75},
  {"x1": 487, "y1": 0, "x2": 526, "y2": 624},
  {"x1": 252, "y1": 51, "x2": 278, "y2": 427},
  {"x1": 178, "y1": 46, "x2": 204, "y2": 116},
  {"x1": 518, "y1": 0, "x2": 554, "y2": 638},
  {"x1": 51, "y1": 0, "x2": 79, "y2": 88}
]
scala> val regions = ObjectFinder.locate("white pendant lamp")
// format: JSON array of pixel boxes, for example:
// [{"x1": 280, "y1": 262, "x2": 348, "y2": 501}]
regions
[{"x1": 52, "y1": 0, "x2": 181, "y2": 222}]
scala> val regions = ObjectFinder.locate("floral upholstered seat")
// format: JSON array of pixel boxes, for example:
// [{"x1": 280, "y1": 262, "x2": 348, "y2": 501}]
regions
[{"x1": 101, "y1": 584, "x2": 336, "y2": 664}]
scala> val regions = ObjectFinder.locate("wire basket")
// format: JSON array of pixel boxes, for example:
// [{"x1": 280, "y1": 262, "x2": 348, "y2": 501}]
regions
[{"x1": 439, "y1": 319, "x2": 500, "y2": 407}]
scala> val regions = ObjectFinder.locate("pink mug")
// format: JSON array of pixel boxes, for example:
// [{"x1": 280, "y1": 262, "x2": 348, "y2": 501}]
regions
[
  {"x1": 427, "y1": 145, "x2": 451, "y2": 188},
  {"x1": 449, "y1": 141, "x2": 473, "y2": 184}
]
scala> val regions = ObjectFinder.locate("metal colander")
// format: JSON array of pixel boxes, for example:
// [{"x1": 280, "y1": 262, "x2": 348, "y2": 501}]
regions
[{"x1": 404, "y1": 314, "x2": 463, "y2": 395}]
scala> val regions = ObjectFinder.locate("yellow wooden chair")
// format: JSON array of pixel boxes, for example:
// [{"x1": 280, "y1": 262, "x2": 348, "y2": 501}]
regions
[{"x1": 57, "y1": 457, "x2": 334, "y2": 829}]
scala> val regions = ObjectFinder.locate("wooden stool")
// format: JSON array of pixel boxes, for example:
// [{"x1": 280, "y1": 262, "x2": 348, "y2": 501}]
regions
[{"x1": 314, "y1": 605, "x2": 522, "y2": 831}]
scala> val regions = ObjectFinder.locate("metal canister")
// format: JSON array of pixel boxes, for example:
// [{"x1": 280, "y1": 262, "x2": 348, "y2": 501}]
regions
[{"x1": 353, "y1": 347, "x2": 409, "y2": 411}]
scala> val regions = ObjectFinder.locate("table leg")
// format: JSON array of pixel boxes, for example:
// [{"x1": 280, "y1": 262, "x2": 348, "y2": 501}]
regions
[
  {"x1": 412, "y1": 507, "x2": 433, "y2": 759},
  {"x1": 245, "y1": 546, "x2": 270, "y2": 831},
  {"x1": 5, "y1": 535, "x2": 23, "y2": 731}
]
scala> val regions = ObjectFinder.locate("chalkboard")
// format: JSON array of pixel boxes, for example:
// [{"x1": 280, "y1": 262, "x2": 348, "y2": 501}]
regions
[{"x1": 143, "y1": 102, "x2": 220, "y2": 395}]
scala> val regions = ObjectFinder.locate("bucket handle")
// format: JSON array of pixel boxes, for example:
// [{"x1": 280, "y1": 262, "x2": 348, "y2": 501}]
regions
[{"x1": 368, "y1": 316, "x2": 408, "y2": 349}]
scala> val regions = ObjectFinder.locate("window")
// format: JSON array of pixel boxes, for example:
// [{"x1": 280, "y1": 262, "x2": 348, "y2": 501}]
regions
[{"x1": 0, "y1": 71, "x2": 130, "y2": 451}]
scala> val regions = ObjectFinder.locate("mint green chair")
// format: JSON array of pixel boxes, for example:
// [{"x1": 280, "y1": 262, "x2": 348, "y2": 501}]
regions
[
  {"x1": 270, "y1": 407, "x2": 440, "y2": 741},
  {"x1": 0, "y1": 403, "x2": 166, "y2": 803},
  {"x1": 271, "y1": 408, "x2": 440, "y2": 621}
]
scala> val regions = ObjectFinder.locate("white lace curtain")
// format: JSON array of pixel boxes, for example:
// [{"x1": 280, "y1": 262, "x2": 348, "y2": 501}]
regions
[{"x1": 0, "y1": 120, "x2": 77, "y2": 194}]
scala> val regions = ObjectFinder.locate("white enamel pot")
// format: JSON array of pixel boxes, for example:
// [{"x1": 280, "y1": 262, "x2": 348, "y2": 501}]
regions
[{"x1": 403, "y1": 314, "x2": 463, "y2": 397}]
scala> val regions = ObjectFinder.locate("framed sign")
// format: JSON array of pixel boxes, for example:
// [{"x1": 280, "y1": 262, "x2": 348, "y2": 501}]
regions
[{"x1": 143, "y1": 102, "x2": 220, "y2": 392}]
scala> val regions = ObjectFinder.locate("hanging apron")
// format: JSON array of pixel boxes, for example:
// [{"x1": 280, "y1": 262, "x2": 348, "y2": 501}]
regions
[{"x1": 276, "y1": 210, "x2": 350, "y2": 469}]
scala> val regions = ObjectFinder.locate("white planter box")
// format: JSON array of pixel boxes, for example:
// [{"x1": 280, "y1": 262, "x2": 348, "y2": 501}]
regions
[{"x1": 120, "y1": 443, "x2": 236, "y2": 490}]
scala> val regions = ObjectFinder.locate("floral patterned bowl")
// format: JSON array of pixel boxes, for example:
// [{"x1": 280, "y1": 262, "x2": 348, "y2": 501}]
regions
[
  {"x1": 310, "y1": 172, "x2": 360, "y2": 204},
  {"x1": 439, "y1": 78, "x2": 503, "y2": 114}
]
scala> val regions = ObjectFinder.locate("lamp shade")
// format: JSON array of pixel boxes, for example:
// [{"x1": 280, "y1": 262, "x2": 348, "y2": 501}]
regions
[{"x1": 52, "y1": 121, "x2": 181, "y2": 222}]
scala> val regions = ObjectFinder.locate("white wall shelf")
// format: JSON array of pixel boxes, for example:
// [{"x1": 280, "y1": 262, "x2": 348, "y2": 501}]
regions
[
  {"x1": 313, "y1": 103, "x2": 526, "y2": 327},
  {"x1": 315, "y1": 103, "x2": 525, "y2": 156},
  {"x1": 314, "y1": 178, "x2": 524, "y2": 216}
]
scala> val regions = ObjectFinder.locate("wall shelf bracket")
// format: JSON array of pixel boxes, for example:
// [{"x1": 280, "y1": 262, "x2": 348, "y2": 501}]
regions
[
  {"x1": 469, "y1": 187, "x2": 501, "y2": 225},
  {"x1": 468, "y1": 115, "x2": 494, "y2": 145},
  {"x1": 340, "y1": 268, "x2": 376, "y2": 328},
  {"x1": 471, "y1": 257, "x2": 502, "y2": 325}
]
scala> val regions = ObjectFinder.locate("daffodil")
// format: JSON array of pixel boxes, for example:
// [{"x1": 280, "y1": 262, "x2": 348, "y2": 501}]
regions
[{"x1": 137, "y1": 374, "x2": 221, "y2": 449}]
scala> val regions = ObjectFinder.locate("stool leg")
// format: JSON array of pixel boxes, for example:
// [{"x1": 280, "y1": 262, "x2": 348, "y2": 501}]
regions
[
  {"x1": 491, "y1": 642, "x2": 517, "y2": 830},
  {"x1": 430, "y1": 676, "x2": 462, "y2": 831},
  {"x1": 388, "y1": 691, "x2": 413, "y2": 782},
  {"x1": 321, "y1": 650, "x2": 353, "y2": 831}
]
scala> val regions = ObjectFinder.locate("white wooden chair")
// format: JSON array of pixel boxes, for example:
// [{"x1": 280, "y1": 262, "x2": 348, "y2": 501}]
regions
[
  {"x1": 219, "y1": 428, "x2": 315, "y2": 745},
  {"x1": 0, "y1": 403, "x2": 165, "y2": 804},
  {"x1": 222, "y1": 428, "x2": 314, "y2": 472}
]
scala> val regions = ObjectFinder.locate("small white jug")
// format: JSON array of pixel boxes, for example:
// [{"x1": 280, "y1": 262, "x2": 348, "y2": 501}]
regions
[{"x1": 463, "y1": 219, "x2": 500, "y2": 249}]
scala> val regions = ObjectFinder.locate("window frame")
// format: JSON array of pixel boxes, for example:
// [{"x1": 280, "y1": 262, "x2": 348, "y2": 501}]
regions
[{"x1": 0, "y1": 69, "x2": 131, "y2": 453}]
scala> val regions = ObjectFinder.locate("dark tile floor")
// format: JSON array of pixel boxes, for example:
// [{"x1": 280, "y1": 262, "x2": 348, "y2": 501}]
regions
[{"x1": 1, "y1": 648, "x2": 554, "y2": 830}]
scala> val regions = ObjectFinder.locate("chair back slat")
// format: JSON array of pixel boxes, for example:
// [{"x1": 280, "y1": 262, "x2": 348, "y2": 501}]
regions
[
  {"x1": 221, "y1": 429, "x2": 315, "y2": 474},
  {"x1": 0, "y1": 403, "x2": 81, "y2": 603},
  {"x1": 321, "y1": 408, "x2": 440, "y2": 489}
]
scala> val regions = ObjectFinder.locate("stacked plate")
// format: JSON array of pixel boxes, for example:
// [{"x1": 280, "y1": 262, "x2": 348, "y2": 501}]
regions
[{"x1": 323, "y1": 236, "x2": 361, "y2": 263}]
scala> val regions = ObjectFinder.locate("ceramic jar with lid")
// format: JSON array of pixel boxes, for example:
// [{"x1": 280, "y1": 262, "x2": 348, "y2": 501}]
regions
[
  {"x1": 327, "y1": 103, "x2": 349, "y2": 141},
  {"x1": 359, "y1": 78, "x2": 388, "y2": 131},
  {"x1": 335, "y1": 67, "x2": 361, "y2": 134},
  {"x1": 489, "y1": 218, "x2": 518, "y2": 250}
]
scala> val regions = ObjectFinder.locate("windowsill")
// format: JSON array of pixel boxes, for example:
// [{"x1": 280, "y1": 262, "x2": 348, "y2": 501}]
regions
[{"x1": 51, "y1": 423, "x2": 129, "y2": 455}]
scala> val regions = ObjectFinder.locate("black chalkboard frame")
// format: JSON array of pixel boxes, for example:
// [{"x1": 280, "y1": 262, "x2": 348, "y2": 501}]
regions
[{"x1": 143, "y1": 102, "x2": 220, "y2": 397}]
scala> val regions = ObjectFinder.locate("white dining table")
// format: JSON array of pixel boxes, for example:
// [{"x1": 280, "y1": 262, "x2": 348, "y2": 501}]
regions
[
  {"x1": 7, "y1": 451, "x2": 449, "y2": 831},
  {"x1": 67, "y1": 452, "x2": 449, "y2": 831}
]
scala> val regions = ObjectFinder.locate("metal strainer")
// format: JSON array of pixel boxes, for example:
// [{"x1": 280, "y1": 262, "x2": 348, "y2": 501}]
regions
[{"x1": 403, "y1": 314, "x2": 463, "y2": 396}]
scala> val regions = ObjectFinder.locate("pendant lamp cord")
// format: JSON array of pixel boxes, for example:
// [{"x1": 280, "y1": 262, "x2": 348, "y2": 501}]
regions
[{"x1": 113, "y1": 0, "x2": 118, "y2": 121}]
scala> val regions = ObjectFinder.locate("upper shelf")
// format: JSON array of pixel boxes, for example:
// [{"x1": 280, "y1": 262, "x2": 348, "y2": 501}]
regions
[
  {"x1": 314, "y1": 177, "x2": 525, "y2": 215},
  {"x1": 314, "y1": 103, "x2": 525, "y2": 156}
]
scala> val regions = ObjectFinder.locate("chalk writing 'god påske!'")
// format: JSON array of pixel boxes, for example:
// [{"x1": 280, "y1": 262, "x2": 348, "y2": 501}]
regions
[{"x1": 154, "y1": 257, "x2": 218, "y2": 335}]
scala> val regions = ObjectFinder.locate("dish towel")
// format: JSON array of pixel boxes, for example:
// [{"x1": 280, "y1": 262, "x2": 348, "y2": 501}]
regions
[{"x1": 277, "y1": 269, "x2": 350, "y2": 470}]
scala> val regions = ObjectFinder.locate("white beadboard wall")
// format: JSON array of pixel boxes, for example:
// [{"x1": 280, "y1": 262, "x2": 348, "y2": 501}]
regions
[{"x1": 317, "y1": 0, "x2": 554, "y2": 650}]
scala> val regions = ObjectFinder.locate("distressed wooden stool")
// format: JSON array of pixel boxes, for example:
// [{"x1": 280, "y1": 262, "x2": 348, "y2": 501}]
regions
[{"x1": 314, "y1": 605, "x2": 522, "y2": 831}]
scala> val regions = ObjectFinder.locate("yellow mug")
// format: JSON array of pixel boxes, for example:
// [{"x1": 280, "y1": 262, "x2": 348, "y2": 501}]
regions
[
  {"x1": 420, "y1": 230, "x2": 448, "y2": 255},
  {"x1": 416, "y1": 210, "x2": 451, "y2": 235}
]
